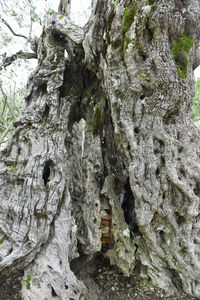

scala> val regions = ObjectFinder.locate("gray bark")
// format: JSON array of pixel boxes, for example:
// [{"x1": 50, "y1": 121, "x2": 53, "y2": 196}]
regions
[
  {"x1": 58, "y1": 0, "x2": 71, "y2": 16},
  {"x1": 0, "y1": 0, "x2": 200, "y2": 299}
]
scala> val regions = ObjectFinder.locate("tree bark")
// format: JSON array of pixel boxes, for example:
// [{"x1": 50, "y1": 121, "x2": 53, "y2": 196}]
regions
[
  {"x1": 0, "y1": 0, "x2": 200, "y2": 299},
  {"x1": 58, "y1": 0, "x2": 71, "y2": 16}
]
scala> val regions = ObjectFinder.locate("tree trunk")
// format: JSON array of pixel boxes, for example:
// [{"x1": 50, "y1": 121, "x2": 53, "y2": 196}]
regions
[
  {"x1": 58, "y1": 0, "x2": 71, "y2": 16},
  {"x1": 0, "y1": 0, "x2": 200, "y2": 299}
]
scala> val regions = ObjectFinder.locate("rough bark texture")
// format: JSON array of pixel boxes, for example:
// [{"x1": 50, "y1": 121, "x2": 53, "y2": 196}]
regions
[{"x1": 0, "y1": 0, "x2": 200, "y2": 299}]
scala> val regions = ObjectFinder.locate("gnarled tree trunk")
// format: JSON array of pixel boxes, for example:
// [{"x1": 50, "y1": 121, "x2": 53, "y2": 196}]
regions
[{"x1": 0, "y1": 0, "x2": 200, "y2": 299}]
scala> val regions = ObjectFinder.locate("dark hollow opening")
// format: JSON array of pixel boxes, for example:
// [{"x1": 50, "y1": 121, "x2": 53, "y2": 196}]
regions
[
  {"x1": 120, "y1": 180, "x2": 140, "y2": 235},
  {"x1": 52, "y1": 31, "x2": 66, "y2": 44},
  {"x1": 42, "y1": 104, "x2": 50, "y2": 120},
  {"x1": 134, "y1": 127, "x2": 139, "y2": 134},
  {"x1": 194, "y1": 185, "x2": 200, "y2": 197},
  {"x1": 52, "y1": 287, "x2": 57, "y2": 297},
  {"x1": 121, "y1": 179, "x2": 135, "y2": 225},
  {"x1": 178, "y1": 146, "x2": 183, "y2": 153},
  {"x1": 42, "y1": 162, "x2": 51, "y2": 187},
  {"x1": 64, "y1": 135, "x2": 71, "y2": 150},
  {"x1": 161, "y1": 156, "x2": 165, "y2": 166},
  {"x1": 175, "y1": 214, "x2": 185, "y2": 226},
  {"x1": 156, "y1": 167, "x2": 160, "y2": 177},
  {"x1": 159, "y1": 230, "x2": 165, "y2": 243},
  {"x1": 179, "y1": 168, "x2": 186, "y2": 178},
  {"x1": 39, "y1": 83, "x2": 47, "y2": 96}
]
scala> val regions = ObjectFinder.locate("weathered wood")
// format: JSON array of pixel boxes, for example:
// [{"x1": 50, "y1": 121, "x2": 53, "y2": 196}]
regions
[
  {"x1": 58, "y1": 0, "x2": 71, "y2": 16},
  {"x1": 0, "y1": 0, "x2": 200, "y2": 299}
]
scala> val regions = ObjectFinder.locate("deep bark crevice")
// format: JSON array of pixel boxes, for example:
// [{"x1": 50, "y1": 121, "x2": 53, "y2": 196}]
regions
[
  {"x1": 42, "y1": 104, "x2": 50, "y2": 120},
  {"x1": 121, "y1": 179, "x2": 135, "y2": 225},
  {"x1": 42, "y1": 161, "x2": 52, "y2": 187}
]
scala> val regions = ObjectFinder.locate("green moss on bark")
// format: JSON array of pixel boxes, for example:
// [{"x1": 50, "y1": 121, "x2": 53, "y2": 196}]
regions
[
  {"x1": 148, "y1": 0, "x2": 155, "y2": 5},
  {"x1": 125, "y1": 37, "x2": 131, "y2": 50},
  {"x1": 120, "y1": 1, "x2": 137, "y2": 60},
  {"x1": 23, "y1": 274, "x2": 31, "y2": 290},
  {"x1": 0, "y1": 235, "x2": 7, "y2": 244},
  {"x1": 7, "y1": 165, "x2": 16, "y2": 173},
  {"x1": 0, "y1": 227, "x2": 8, "y2": 244},
  {"x1": 34, "y1": 211, "x2": 49, "y2": 220},
  {"x1": 171, "y1": 34, "x2": 194, "y2": 79},
  {"x1": 122, "y1": 1, "x2": 136, "y2": 34},
  {"x1": 93, "y1": 107, "x2": 103, "y2": 135}
]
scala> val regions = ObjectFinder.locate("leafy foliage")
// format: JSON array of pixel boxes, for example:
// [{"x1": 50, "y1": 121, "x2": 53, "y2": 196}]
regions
[
  {"x1": 0, "y1": 0, "x2": 50, "y2": 149},
  {"x1": 0, "y1": 77, "x2": 25, "y2": 147}
]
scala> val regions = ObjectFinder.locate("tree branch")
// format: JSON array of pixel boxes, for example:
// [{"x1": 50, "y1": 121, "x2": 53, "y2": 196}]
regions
[
  {"x1": 0, "y1": 50, "x2": 37, "y2": 71},
  {"x1": 0, "y1": 17, "x2": 28, "y2": 39}
]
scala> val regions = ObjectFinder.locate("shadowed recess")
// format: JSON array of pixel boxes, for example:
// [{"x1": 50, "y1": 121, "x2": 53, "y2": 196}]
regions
[{"x1": 42, "y1": 161, "x2": 51, "y2": 187}]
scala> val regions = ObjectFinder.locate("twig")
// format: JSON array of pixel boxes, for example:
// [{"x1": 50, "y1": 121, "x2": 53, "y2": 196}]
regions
[{"x1": 0, "y1": 16, "x2": 27, "y2": 39}]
